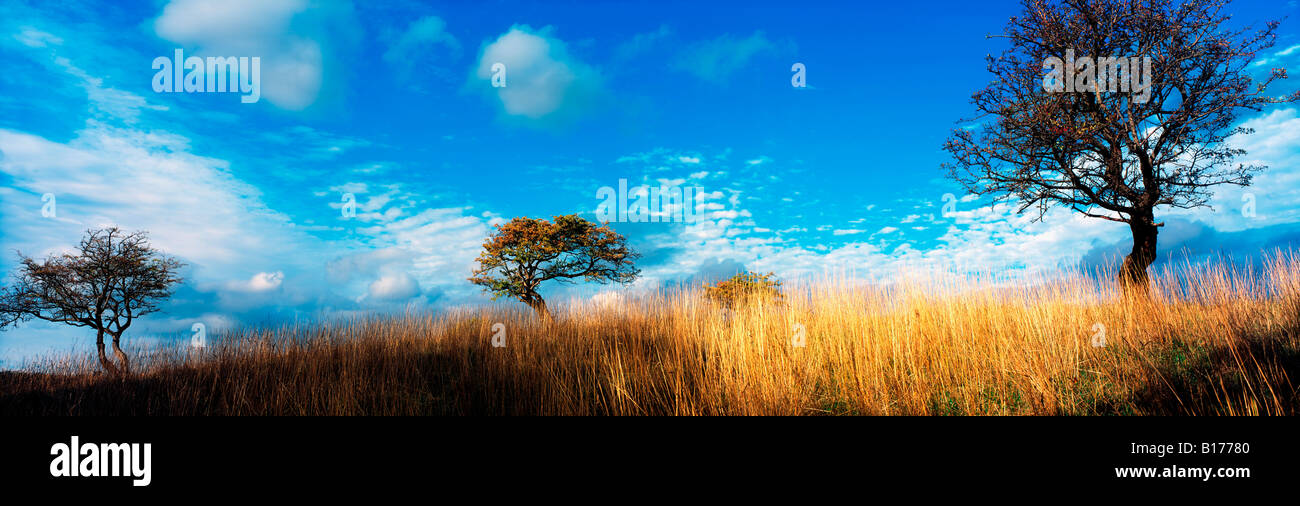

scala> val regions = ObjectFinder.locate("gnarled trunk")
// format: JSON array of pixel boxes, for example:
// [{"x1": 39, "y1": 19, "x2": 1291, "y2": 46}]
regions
[
  {"x1": 1119, "y1": 213, "x2": 1159, "y2": 292},
  {"x1": 111, "y1": 332, "x2": 131, "y2": 375},
  {"x1": 95, "y1": 329, "x2": 120, "y2": 376},
  {"x1": 525, "y1": 295, "x2": 551, "y2": 321}
]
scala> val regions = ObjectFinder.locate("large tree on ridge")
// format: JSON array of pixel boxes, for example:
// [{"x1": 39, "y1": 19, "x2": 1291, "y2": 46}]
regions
[{"x1": 943, "y1": 0, "x2": 1297, "y2": 289}]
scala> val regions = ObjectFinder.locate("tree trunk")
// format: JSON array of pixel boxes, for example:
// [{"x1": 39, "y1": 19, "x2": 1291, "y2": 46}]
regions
[
  {"x1": 1119, "y1": 212, "x2": 1159, "y2": 292},
  {"x1": 111, "y1": 332, "x2": 131, "y2": 375},
  {"x1": 526, "y1": 295, "x2": 551, "y2": 321},
  {"x1": 95, "y1": 329, "x2": 120, "y2": 376}
]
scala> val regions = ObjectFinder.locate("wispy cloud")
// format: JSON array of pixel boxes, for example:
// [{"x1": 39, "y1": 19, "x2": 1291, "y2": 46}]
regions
[{"x1": 672, "y1": 31, "x2": 791, "y2": 84}]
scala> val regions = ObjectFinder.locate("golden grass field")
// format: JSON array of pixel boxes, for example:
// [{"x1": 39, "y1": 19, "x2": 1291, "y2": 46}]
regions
[{"x1": 2, "y1": 252, "x2": 1298, "y2": 415}]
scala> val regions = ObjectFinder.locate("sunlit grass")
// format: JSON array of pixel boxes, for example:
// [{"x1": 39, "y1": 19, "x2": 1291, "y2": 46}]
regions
[{"x1": 2, "y1": 251, "x2": 1297, "y2": 415}]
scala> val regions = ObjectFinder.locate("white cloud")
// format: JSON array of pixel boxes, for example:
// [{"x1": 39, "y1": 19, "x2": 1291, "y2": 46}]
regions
[
  {"x1": 385, "y1": 15, "x2": 459, "y2": 63},
  {"x1": 383, "y1": 15, "x2": 460, "y2": 84},
  {"x1": 673, "y1": 31, "x2": 785, "y2": 83},
  {"x1": 1252, "y1": 43, "x2": 1300, "y2": 67},
  {"x1": 471, "y1": 25, "x2": 603, "y2": 120},
  {"x1": 7, "y1": 30, "x2": 167, "y2": 123},
  {"x1": 357, "y1": 207, "x2": 494, "y2": 293},
  {"x1": 367, "y1": 273, "x2": 421, "y2": 301},
  {"x1": 13, "y1": 26, "x2": 61, "y2": 47},
  {"x1": 322, "y1": 183, "x2": 499, "y2": 303},
  {"x1": 331, "y1": 182, "x2": 368, "y2": 194},
  {"x1": 226, "y1": 271, "x2": 285, "y2": 292},
  {"x1": 613, "y1": 148, "x2": 1141, "y2": 289},
  {"x1": 153, "y1": 0, "x2": 359, "y2": 110},
  {"x1": 612, "y1": 25, "x2": 672, "y2": 62},
  {"x1": 0, "y1": 123, "x2": 320, "y2": 272},
  {"x1": 1124, "y1": 108, "x2": 1300, "y2": 233}
]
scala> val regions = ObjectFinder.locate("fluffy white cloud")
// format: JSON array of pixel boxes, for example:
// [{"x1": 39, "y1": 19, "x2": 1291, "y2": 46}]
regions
[
  {"x1": 471, "y1": 25, "x2": 603, "y2": 120},
  {"x1": 226, "y1": 271, "x2": 285, "y2": 292},
  {"x1": 367, "y1": 273, "x2": 421, "y2": 301},
  {"x1": 153, "y1": 0, "x2": 359, "y2": 110},
  {"x1": 327, "y1": 247, "x2": 423, "y2": 303}
]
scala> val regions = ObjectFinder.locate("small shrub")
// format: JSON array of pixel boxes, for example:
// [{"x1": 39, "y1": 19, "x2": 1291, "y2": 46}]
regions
[{"x1": 703, "y1": 271, "x2": 783, "y2": 309}]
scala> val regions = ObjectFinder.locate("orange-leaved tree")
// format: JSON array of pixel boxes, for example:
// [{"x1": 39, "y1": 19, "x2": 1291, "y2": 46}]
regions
[{"x1": 469, "y1": 214, "x2": 639, "y2": 318}]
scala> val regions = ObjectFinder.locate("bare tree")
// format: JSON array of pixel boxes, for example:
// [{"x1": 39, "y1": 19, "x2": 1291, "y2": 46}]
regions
[
  {"x1": 943, "y1": 0, "x2": 1297, "y2": 289},
  {"x1": 469, "y1": 214, "x2": 639, "y2": 319},
  {"x1": 0, "y1": 228, "x2": 183, "y2": 375}
]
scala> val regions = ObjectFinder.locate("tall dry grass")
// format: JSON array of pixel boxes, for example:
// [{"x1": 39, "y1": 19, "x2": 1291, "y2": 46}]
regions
[{"x1": 2, "y1": 252, "x2": 1298, "y2": 415}]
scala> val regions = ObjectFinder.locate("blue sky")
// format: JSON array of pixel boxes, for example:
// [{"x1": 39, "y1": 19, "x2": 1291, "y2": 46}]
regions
[{"x1": 2, "y1": 0, "x2": 1299, "y2": 365}]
